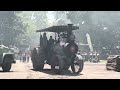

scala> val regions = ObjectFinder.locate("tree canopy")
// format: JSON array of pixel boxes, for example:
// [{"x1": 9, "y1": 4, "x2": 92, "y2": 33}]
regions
[
  {"x1": 1, "y1": 11, "x2": 120, "y2": 52},
  {"x1": 0, "y1": 11, "x2": 26, "y2": 46}
]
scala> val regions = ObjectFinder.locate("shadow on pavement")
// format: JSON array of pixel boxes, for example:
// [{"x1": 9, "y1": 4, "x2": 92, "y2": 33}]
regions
[
  {"x1": 30, "y1": 69, "x2": 83, "y2": 76},
  {"x1": 0, "y1": 70, "x2": 14, "y2": 72}
]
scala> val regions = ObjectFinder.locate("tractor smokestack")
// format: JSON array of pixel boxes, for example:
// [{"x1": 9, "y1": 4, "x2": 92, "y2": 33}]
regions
[{"x1": 68, "y1": 24, "x2": 73, "y2": 27}]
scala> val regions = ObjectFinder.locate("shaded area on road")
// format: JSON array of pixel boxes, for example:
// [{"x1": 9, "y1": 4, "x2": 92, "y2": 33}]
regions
[
  {"x1": 30, "y1": 69, "x2": 83, "y2": 76},
  {"x1": 0, "y1": 70, "x2": 14, "y2": 72}
]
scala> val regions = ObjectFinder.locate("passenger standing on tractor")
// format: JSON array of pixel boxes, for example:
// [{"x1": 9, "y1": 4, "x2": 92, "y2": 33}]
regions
[
  {"x1": 40, "y1": 35, "x2": 43, "y2": 47},
  {"x1": 48, "y1": 36, "x2": 55, "y2": 47},
  {"x1": 43, "y1": 33, "x2": 48, "y2": 57},
  {"x1": 47, "y1": 36, "x2": 55, "y2": 63},
  {"x1": 43, "y1": 33, "x2": 48, "y2": 48},
  {"x1": 48, "y1": 36, "x2": 55, "y2": 53}
]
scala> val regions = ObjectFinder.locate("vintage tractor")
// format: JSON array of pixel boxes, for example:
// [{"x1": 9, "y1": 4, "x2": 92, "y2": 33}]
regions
[
  {"x1": 106, "y1": 55, "x2": 120, "y2": 72},
  {"x1": 31, "y1": 24, "x2": 84, "y2": 74},
  {"x1": 0, "y1": 44, "x2": 16, "y2": 72}
]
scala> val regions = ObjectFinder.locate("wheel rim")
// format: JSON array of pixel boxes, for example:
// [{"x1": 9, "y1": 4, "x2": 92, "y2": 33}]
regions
[
  {"x1": 73, "y1": 60, "x2": 81, "y2": 72},
  {"x1": 71, "y1": 56, "x2": 83, "y2": 74}
]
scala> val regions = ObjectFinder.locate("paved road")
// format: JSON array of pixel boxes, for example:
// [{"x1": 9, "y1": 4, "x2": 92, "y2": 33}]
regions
[{"x1": 0, "y1": 60, "x2": 119, "y2": 79}]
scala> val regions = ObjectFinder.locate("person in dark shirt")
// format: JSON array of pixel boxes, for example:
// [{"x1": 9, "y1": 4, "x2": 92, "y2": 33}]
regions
[
  {"x1": 48, "y1": 36, "x2": 55, "y2": 46},
  {"x1": 43, "y1": 33, "x2": 48, "y2": 48},
  {"x1": 47, "y1": 36, "x2": 55, "y2": 64},
  {"x1": 40, "y1": 35, "x2": 43, "y2": 47}
]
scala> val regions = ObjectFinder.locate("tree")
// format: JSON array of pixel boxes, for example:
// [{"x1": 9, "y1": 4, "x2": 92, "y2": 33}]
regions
[
  {"x1": 17, "y1": 11, "x2": 49, "y2": 49},
  {"x1": 0, "y1": 11, "x2": 26, "y2": 46},
  {"x1": 67, "y1": 11, "x2": 120, "y2": 51}
]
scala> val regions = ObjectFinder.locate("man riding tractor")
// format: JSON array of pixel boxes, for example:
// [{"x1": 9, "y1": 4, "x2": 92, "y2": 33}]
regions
[{"x1": 31, "y1": 24, "x2": 84, "y2": 74}]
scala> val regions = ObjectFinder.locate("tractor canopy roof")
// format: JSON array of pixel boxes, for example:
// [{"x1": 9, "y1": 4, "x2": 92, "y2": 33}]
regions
[{"x1": 36, "y1": 24, "x2": 79, "y2": 33}]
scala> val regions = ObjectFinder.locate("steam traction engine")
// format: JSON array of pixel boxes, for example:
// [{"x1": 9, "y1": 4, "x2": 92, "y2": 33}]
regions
[{"x1": 31, "y1": 24, "x2": 84, "y2": 74}]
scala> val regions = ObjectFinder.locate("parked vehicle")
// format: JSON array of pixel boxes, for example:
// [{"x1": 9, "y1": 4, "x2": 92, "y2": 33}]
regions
[{"x1": 0, "y1": 44, "x2": 16, "y2": 72}]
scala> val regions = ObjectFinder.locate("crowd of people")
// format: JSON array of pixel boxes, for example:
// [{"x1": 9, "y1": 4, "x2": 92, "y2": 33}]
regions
[{"x1": 19, "y1": 50, "x2": 31, "y2": 63}]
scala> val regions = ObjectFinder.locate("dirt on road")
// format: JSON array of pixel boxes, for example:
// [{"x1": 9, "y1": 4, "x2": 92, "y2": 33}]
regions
[{"x1": 0, "y1": 60, "x2": 119, "y2": 79}]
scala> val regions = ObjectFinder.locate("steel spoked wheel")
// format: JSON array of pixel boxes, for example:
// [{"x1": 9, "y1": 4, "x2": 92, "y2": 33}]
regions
[
  {"x1": 2, "y1": 57, "x2": 12, "y2": 72},
  {"x1": 71, "y1": 55, "x2": 84, "y2": 74}
]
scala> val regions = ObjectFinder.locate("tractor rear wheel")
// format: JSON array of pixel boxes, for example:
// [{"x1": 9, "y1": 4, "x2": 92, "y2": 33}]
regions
[{"x1": 31, "y1": 48, "x2": 45, "y2": 71}]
